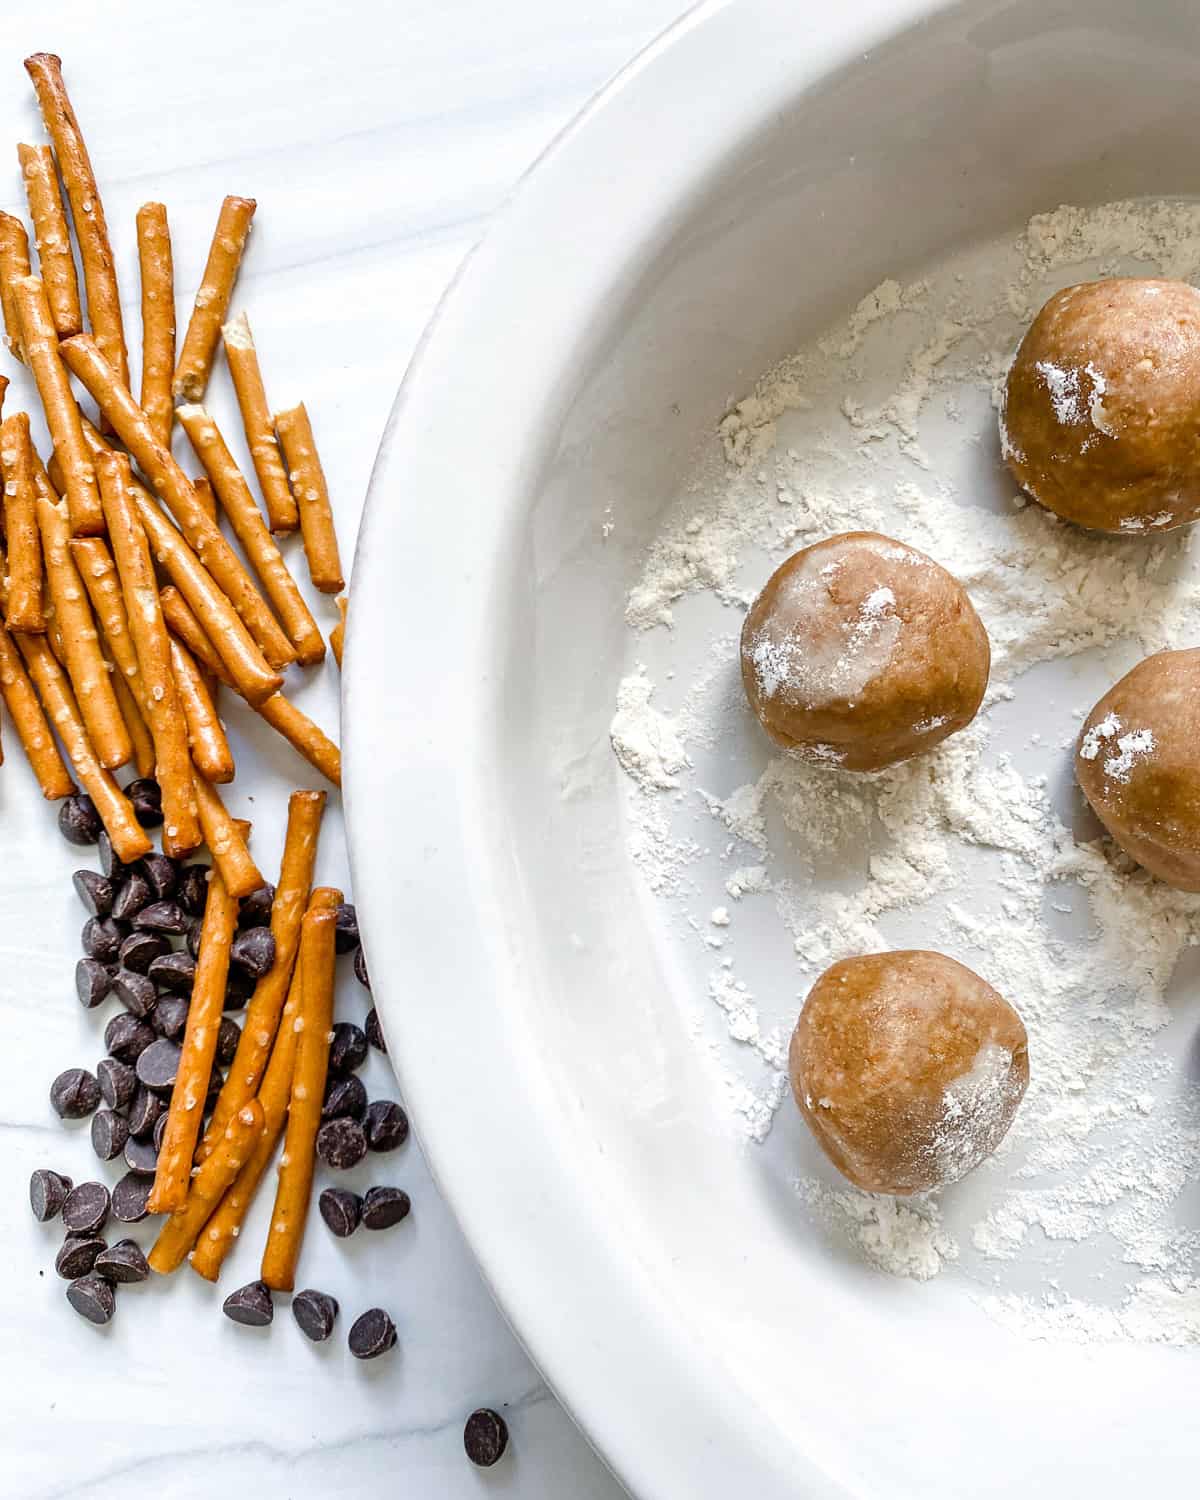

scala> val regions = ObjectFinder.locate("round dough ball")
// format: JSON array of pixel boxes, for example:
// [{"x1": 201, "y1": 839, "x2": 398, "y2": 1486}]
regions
[
  {"x1": 1002, "y1": 278, "x2": 1200, "y2": 534},
  {"x1": 789, "y1": 951, "x2": 1029, "y2": 1195},
  {"x1": 1076, "y1": 648, "x2": 1200, "y2": 890},
  {"x1": 739, "y1": 531, "x2": 989, "y2": 772}
]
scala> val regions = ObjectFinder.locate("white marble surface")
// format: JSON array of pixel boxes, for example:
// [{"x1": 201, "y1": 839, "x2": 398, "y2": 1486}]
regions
[{"x1": 0, "y1": 3, "x2": 684, "y2": 1494}]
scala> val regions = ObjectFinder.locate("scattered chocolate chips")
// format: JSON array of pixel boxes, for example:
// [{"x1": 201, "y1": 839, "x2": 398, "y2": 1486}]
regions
[
  {"x1": 140, "y1": 852, "x2": 179, "y2": 901},
  {"x1": 112, "y1": 968, "x2": 158, "y2": 1019},
  {"x1": 50, "y1": 1067, "x2": 100, "y2": 1119},
  {"x1": 354, "y1": 946, "x2": 370, "y2": 991},
  {"x1": 230, "y1": 925, "x2": 275, "y2": 979},
  {"x1": 293, "y1": 1288, "x2": 339, "y2": 1342},
  {"x1": 62, "y1": 1181, "x2": 110, "y2": 1235},
  {"x1": 72, "y1": 870, "x2": 114, "y2": 917},
  {"x1": 223, "y1": 1279, "x2": 273, "y2": 1327},
  {"x1": 104, "y1": 1012, "x2": 155, "y2": 1063},
  {"x1": 119, "y1": 930, "x2": 169, "y2": 975},
  {"x1": 315, "y1": 1117, "x2": 367, "y2": 1171},
  {"x1": 328, "y1": 1022, "x2": 367, "y2": 1075},
  {"x1": 58, "y1": 794, "x2": 102, "y2": 846},
  {"x1": 176, "y1": 864, "x2": 209, "y2": 917},
  {"x1": 111, "y1": 1172, "x2": 153, "y2": 1223},
  {"x1": 322, "y1": 1074, "x2": 367, "y2": 1122},
  {"x1": 348, "y1": 1307, "x2": 396, "y2": 1360},
  {"x1": 90, "y1": 1109, "x2": 129, "y2": 1162},
  {"x1": 75, "y1": 957, "x2": 113, "y2": 1009},
  {"x1": 123, "y1": 1134, "x2": 159, "y2": 1176},
  {"x1": 223, "y1": 968, "x2": 253, "y2": 1009},
  {"x1": 132, "y1": 900, "x2": 188, "y2": 935},
  {"x1": 318, "y1": 1188, "x2": 362, "y2": 1238},
  {"x1": 29, "y1": 1168, "x2": 72, "y2": 1222},
  {"x1": 111, "y1": 868, "x2": 153, "y2": 922},
  {"x1": 364, "y1": 1100, "x2": 408, "y2": 1153},
  {"x1": 151, "y1": 995, "x2": 189, "y2": 1042},
  {"x1": 216, "y1": 1016, "x2": 241, "y2": 1067},
  {"x1": 238, "y1": 883, "x2": 274, "y2": 927},
  {"x1": 149, "y1": 950, "x2": 195, "y2": 993},
  {"x1": 97, "y1": 1058, "x2": 136, "y2": 1112},
  {"x1": 94, "y1": 1239, "x2": 150, "y2": 1284},
  {"x1": 81, "y1": 915, "x2": 125, "y2": 963},
  {"x1": 136, "y1": 1038, "x2": 182, "y2": 1093},
  {"x1": 66, "y1": 1273, "x2": 115, "y2": 1325},
  {"x1": 364, "y1": 1006, "x2": 386, "y2": 1053},
  {"x1": 362, "y1": 1186, "x2": 411, "y2": 1231},
  {"x1": 127, "y1": 1085, "x2": 164, "y2": 1140},
  {"x1": 126, "y1": 777, "x2": 163, "y2": 828},
  {"x1": 464, "y1": 1409, "x2": 509, "y2": 1468},
  {"x1": 334, "y1": 903, "x2": 359, "y2": 954},
  {"x1": 56, "y1": 1233, "x2": 106, "y2": 1279}
]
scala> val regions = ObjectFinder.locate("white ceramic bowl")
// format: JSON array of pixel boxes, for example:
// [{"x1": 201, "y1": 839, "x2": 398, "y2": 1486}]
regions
[{"x1": 346, "y1": 2, "x2": 1200, "y2": 1494}]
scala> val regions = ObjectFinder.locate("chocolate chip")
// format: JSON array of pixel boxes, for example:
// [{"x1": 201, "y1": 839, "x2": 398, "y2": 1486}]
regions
[
  {"x1": 136, "y1": 1038, "x2": 182, "y2": 1093},
  {"x1": 140, "y1": 852, "x2": 179, "y2": 901},
  {"x1": 58, "y1": 794, "x2": 101, "y2": 846},
  {"x1": 148, "y1": 950, "x2": 195, "y2": 994},
  {"x1": 354, "y1": 946, "x2": 370, "y2": 991},
  {"x1": 322, "y1": 1074, "x2": 367, "y2": 1122},
  {"x1": 111, "y1": 1172, "x2": 153, "y2": 1223},
  {"x1": 123, "y1": 1134, "x2": 158, "y2": 1176},
  {"x1": 176, "y1": 864, "x2": 209, "y2": 916},
  {"x1": 292, "y1": 1288, "x2": 338, "y2": 1343},
  {"x1": 82, "y1": 915, "x2": 125, "y2": 963},
  {"x1": 126, "y1": 1086, "x2": 164, "y2": 1140},
  {"x1": 72, "y1": 870, "x2": 114, "y2": 917},
  {"x1": 50, "y1": 1067, "x2": 100, "y2": 1119},
  {"x1": 94, "y1": 1239, "x2": 150, "y2": 1284},
  {"x1": 328, "y1": 1022, "x2": 367, "y2": 1075},
  {"x1": 230, "y1": 926, "x2": 275, "y2": 979},
  {"x1": 97, "y1": 1058, "x2": 136, "y2": 1111},
  {"x1": 126, "y1": 777, "x2": 163, "y2": 828},
  {"x1": 318, "y1": 1187, "x2": 362, "y2": 1238},
  {"x1": 222, "y1": 1279, "x2": 273, "y2": 1326},
  {"x1": 315, "y1": 1117, "x2": 367, "y2": 1170},
  {"x1": 112, "y1": 968, "x2": 158, "y2": 1018},
  {"x1": 62, "y1": 1181, "x2": 110, "y2": 1234},
  {"x1": 151, "y1": 995, "x2": 189, "y2": 1042},
  {"x1": 216, "y1": 1016, "x2": 241, "y2": 1067},
  {"x1": 464, "y1": 1409, "x2": 509, "y2": 1467},
  {"x1": 206, "y1": 1066, "x2": 225, "y2": 1108},
  {"x1": 238, "y1": 883, "x2": 275, "y2": 927},
  {"x1": 132, "y1": 900, "x2": 188, "y2": 935},
  {"x1": 75, "y1": 957, "x2": 113, "y2": 1009},
  {"x1": 90, "y1": 1109, "x2": 129, "y2": 1161},
  {"x1": 334, "y1": 903, "x2": 359, "y2": 954},
  {"x1": 364, "y1": 1100, "x2": 408, "y2": 1153},
  {"x1": 29, "y1": 1169, "x2": 72, "y2": 1222},
  {"x1": 66, "y1": 1273, "x2": 115, "y2": 1325},
  {"x1": 362, "y1": 1186, "x2": 411, "y2": 1231},
  {"x1": 185, "y1": 917, "x2": 203, "y2": 959},
  {"x1": 348, "y1": 1307, "x2": 396, "y2": 1360},
  {"x1": 119, "y1": 930, "x2": 169, "y2": 975},
  {"x1": 56, "y1": 1233, "x2": 106, "y2": 1279},
  {"x1": 97, "y1": 831, "x2": 131, "y2": 880},
  {"x1": 364, "y1": 1006, "x2": 385, "y2": 1053},
  {"x1": 223, "y1": 967, "x2": 253, "y2": 1009},
  {"x1": 104, "y1": 1012, "x2": 155, "y2": 1063},
  {"x1": 111, "y1": 868, "x2": 153, "y2": 922},
  {"x1": 153, "y1": 1110, "x2": 168, "y2": 1153}
]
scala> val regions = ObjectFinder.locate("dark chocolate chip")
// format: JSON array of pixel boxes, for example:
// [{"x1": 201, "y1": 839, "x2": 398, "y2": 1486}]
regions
[
  {"x1": 66, "y1": 1273, "x2": 115, "y2": 1325},
  {"x1": 292, "y1": 1288, "x2": 338, "y2": 1343},
  {"x1": 104, "y1": 1012, "x2": 155, "y2": 1063},
  {"x1": 132, "y1": 900, "x2": 188, "y2": 935},
  {"x1": 126, "y1": 777, "x2": 163, "y2": 828},
  {"x1": 82, "y1": 915, "x2": 125, "y2": 963},
  {"x1": 230, "y1": 926, "x2": 275, "y2": 979},
  {"x1": 151, "y1": 995, "x2": 189, "y2": 1042},
  {"x1": 62, "y1": 1181, "x2": 110, "y2": 1234},
  {"x1": 321, "y1": 1074, "x2": 367, "y2": 1122},
  {"x1": 315, "y1": 1117, "x2": 367, "y2": 1171},
  {"x1": 58, "y1": 794, "x2": 102, "y2": 846},
  {"x1": 176, "y1": 865, "x2": 209, "y2": 917},
  {"x1": 112, "y1": 968, "x2": 158, "y2": 1018},
  {"x1": 362, "y1": 1186, "x2": 411, "y2": 1231},
  {"x1": 126, "y1": 1086, "x2": 164, "y2": 1140},
  {"x1": 90, "y1": 1109, "x2": 129, "y2": 1161},
  {"x1": 123, "y1": 1134, "x2": 158, "y2": 1176},
  {"x1": 72, "y1": 870, "x2": 114, "y2": 917},
  {"x1": 354, "y1": 946, "x2": 370, "y2": 991},
  {"x1": 56, "y1": 1233, "x2": 106, "y2": 1279},
  {"x1": 97, "y1": 1057, "x2": 136, "y2": 1111},
  {"x1": 348, "y1": 1307, "x2": 396, "y2": 1360},
  {"x1": 111, "y1": 869, "x2": 153, "y2": 922},
  {"x1": 223, "y1": 1279, "x2": 273, "y2": 1327},
  {"x1": 238, "y1": 883, "x2": 274, "y2": 928},
  {"x1": 140, "y1": 853, "x2": 179, "y2": 901},
  {"x1": 136, "y1": 1038, "x2": 182, "y2": 1093},
  {"x1": 364, "y1": 1100, "x2": 408, "y2": 1153},
  {"x1": 50, "y1": 1067, "x2": 101, "y2": 1119},
  {"x1": 75, "y1": 957, "x2": 113, "y2": 1009},
  {"x1": 94, "y1": 1239, "x2": 150, "y2": 1284},
  {"x1": 111, "y1": 1172, "x2": 153, "y2": 1223},
  {"x1": 206, "y1": 1067, "x2": 225, "y2": 1107},
  {"x1": 216, "y1": 1016, "x2": 241, "y2": 1067},
  {"x1": 224, "y1": 967, "x2": 253, "y2": 1009},
  {"x1": 328, "y1": 1022, "x2": 367, "y2": 1075},
  {"x1": 153, "y1": 1109, "x2": 168, "y2": 1152},
  {"x1": 364, "y1": 1006, "x2": 385, "y2": 1053},
  {"x1": 185, "y1": 917, "x2": 204, "y2": 960},
  {"x1": 97, "y1": 831, "x2": 131, "y2": 880},
  {"x1": 148, "y1": 950, "x2": 195, "y2": 994},
  {"x1": 29, "y1": 1168, "x2": 72, "y2": 1222},
  {"x1": 318, "y1": 1187, "x2": 362, "y2": 1238},
  {"x1": 334, "y1": 903, "x2": 359, "y2": 954},
  {"x1": 119, "y1": 930, "x2": 169, "y2": 975},
  {"x1": 464, "y1": 1409, "x2": 509, "y2": 1468}
]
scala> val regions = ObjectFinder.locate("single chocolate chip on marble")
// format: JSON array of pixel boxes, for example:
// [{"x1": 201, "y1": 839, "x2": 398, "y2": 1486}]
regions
[
  {"x1": 75, "y1": 957, "x2": 113, "y2": 1010},
  {"x1": 136, "y1": 1038, "x2": 182, "y2": 1093},
  {"x1": 230, "y1": 926, "x2": 275, "y2": 979},
  {"x1": 328, "y1": 1022, "x2": 367, "y2": 1075},
  {"x1": 66, "y1": 1273, "x2": 115, "y2": 1325},
  {"x1": 151, "y1": 995, "x2": 189, "y2": 1042},
  {"x1": 364, "y1": 1100, "x2": 408, "y2": 1153},
  {"x1": 322, "y1": 1074, "x2": 367, "y2": 1122},
  {"x1": 112, "y1": 968, "x2": 157, "y2": 1019},
  {"x1": 318, "y1": 1188, "x2": 362, "y2": 1238},
  {"x1": 97, "y1": 1058, "x2": 136, "y2": 1112},
  {"x1": 56, "y1": 1233, "x2": 106, "y2": 1279},
  {"x1": 126, "y1": 777, "x2": 163, "y2": 828},
  {"x1": 464, "y1": 1409, "x2": 509, "y2": 1468},
  {"x1": 119, "y1": 930, "x2": 169, "y2": 976},
  {"x1": 90, "y1": 1109, "x2": 129, "y2": 1162},
  {"x1": 123, "y1": 1134, "x2": 159, "y2": 1176},
  {"x1": 111, "y1": 868, "x2": 153, "y2": 922},
  {"x1": 81, "y1": 915, "x2": 125, "y2": 964},
  {"x1": 149, "y1": 950, "x2": 195, "y2": 994},
  {"x1": 364, "y1": 1006, "x2": 385, "y2": 1053},
  {"x1": 58, "y1": 794, "x2": 102, "y2": 846},
  {"x1": 29, "y1": 1169, "x2": 72, "y2": 1222},
  {"x1": 126, "y1": 1086, "x2": 164, "y2": 1140},
  {"x1": 97, "y1": 831, "x2": 131, "y2": 881},
  {"x1": 223, "y1": 968, "x2": 253, "y2": 1009},
  {"x1": 72, "y1": 870, "x2": 114, "y2": 917},
  {"x1": 94, "y1": 1239, "x2": 150, "y2": 1284},
  {"x1": 223, "y1": 1279, "x2": 273, "y2": 1327},
  {"x1": 111, "y1": 1172, "x2": 153, "y2": 1223},
  {"x1": 50, "y1": 1067, "x2": 101, "y2": 1119},
  {"x1": 104, "y1": 1012, "x2": 155, "y2": 1063},
  {"x1": 354, "y1": 946, "x2": 370, "y2": 991},
  {"x1": 292, "y1": 1288, "x2": 339, "y2": 1343},
  {"x1": 315, "y1": 1117, "x2": 367, "y2": 1171},
  {"x1": 186, "y1": 917, "x2": 204, "y2": 959},
  {"x1": 132, "y1": 900, "x2": 188, "y2": 936},
  {"x1": 348, "y1": 1307, "x2": 396, "y2": 1360},
  {"x1": 362, "y1": 1186, "x2": 411, "y2": 1231},
  {"x1": 334, "y1": 903, "x2": 359, "y2": 954},
  {"x1": 216, "y1": 1016, "x2": 241, "y2": 1067},
  {"x1": 238, "y1": 883, "x2": 275, "y2": 928},
  {"x1": 140, "y1": 853, "x2": 179, "y2": 901},
  {"x1": 62, "y1": 1181, "x2": 110, "y2": 1235},
  {"x1": 176, "y1": 865, "x2": 209, "y2": 917}
]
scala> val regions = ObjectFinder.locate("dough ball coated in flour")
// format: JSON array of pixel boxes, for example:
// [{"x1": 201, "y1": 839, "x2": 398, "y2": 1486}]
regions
[
  {"x1": 1002, "y1": 278, "x2": 1200, "y2": 534},
  {"x1": 739, "y1": 531, "x2": 989, "y2": 772},
  {"x1": 789, "y1": 951, "x2": 1029, "y2": 1196},
  {"x1": 1076, "y1": 649, "x2": 1200, "y2": 890}
]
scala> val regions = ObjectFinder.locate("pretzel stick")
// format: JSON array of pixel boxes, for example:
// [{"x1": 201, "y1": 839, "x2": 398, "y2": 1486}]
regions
[
  {"x1": 330, "y1": 595, "x2": 347, "y2": 669},
  {"x1": 178, "y1": 404, "x2": 325, "y2": 665},
  {"x1": 174, "y1": 196, "x2": 256, "y2": 404},
  {"x1": 61, "y1": 335, "x2": 295, "y2": 669},
  {"x1": 147, "y1": 1100, "x2": 264, "y2": 1274},
  {"x1": 0, "y1": 374, "x2": 8, "y2": 419},
  {"x1": 148, "y1": 836, "x2": 244, "y2": 1214},
  {"x1": 14, "y1": 279, "x2": 103, "y2": 536},
  {"x1": 193, "y1": 475, "x2": 216, "y2": 523},
  {"x1": 0, "y1": 214, "x2": 31, "y2": 361},
  {"x1": 17, "y1": 143, "x2": 81, "y2": 338},
  {"x1": 109, "y1": 658, "x2": 154, "y2": 778},
  {"x1": 221, "y1": 312, "x2": 297, "y2": 533},
  {"x1": 96, "y1": 450, "x2": 200, "y2": 853},
  {"x1": 169, "y1": 635, "x2": 233, "y2": 783},
  {"x1": 135, "y1": 202, "x2": 174, "y2": 452},
  {"x1": 0, "y1": 622, "x2": 73, "y2": 797},
  {"x1": 193, "y1": 774, "x2": 264, "y2": 899},
  {"x1": 24, "y1": 53, "x2": 128, "y2": 387},
  {"x1": 257, "y1": 694, "x2": 341, "y2": 787},
  {"x1": 70, "y1": 534, "x2": 152, "y2": 721},
  {"x1": 0, "y1": 414, "x2": 44, "y2": 632},
  {"x1": 159, "y1": 584, "x2": 231, "y2": 685},
  {"x1": 199, "y1": 792, "x2": 326, "y2": 1158},
  {"x1": 260, "y1": 900, "x2": 337, "y2": 1291},
  {"x1": 274, "y1": 402, "x2": 343, "y2": 593}
]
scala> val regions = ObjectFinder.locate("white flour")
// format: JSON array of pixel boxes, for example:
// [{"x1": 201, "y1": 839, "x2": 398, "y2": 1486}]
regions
[{"x1": 609, "y1": 199, "x2": 1200, "y2": 1342}]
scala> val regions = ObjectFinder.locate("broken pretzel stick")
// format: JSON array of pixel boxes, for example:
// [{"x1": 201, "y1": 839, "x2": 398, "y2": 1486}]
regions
[
  {"x1": 24, "y1": 53, "x2": 129, "y2": 387},
  {"x1": 222, "y1": 312, "x2": 297, "y2": 533},
  {"x1": 159, "y1": 584, "x2": 231, "y2": 685},
  {"x1": 0, "y1": 621, "x2": 73, "y2": 798},
  {"x1": 330, "y1": 595, "x2": 347, "y2": 670},
  {"x1": 17, "y1": 143, "x2": 81, "y2": 338},
  {"x1": 193, "y1": 475, "x2": 217, "y2": 524},
  {"x1": 96, "y1": 449, "x2": 200, "y2": 854},
  {"x1": 257, "y1": 694, "x2": 341, "y2": 788},
  {"x1": 169, "y1": 635, "x2": 233, "y2": 784},
  {"x1": 0, "y1": 214, "x2": 31, "y2": 361},
  {"x1": 0, "y1": 414, "x2": 44, "y2": 632},
  {"x1": 135, "y1": 202, "x2": 175, "y2": 452},
  {"x1": 274, "y1": 402, "x2": 343, "y2": 593},
  {"x1": 174, "y1": 195, "x2": 256, "y2": 404},
  {"x1": 147, "y1": 1099, "x2": 264, "y2": 1275},
  {"x1": 193, "y1": 774, "x2": 264, "y2": 900}
]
